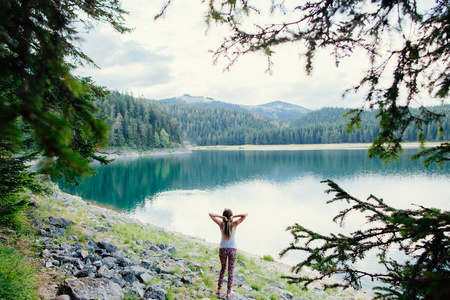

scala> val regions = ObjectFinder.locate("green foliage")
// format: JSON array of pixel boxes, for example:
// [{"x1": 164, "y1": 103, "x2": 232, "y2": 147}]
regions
[
  {"x1": 95, "y1": 91, "x2": 181, "y2": 149},
  {"x1": 0, "y1": 144, "x2": 45, "y2": 226},
  {"x1": 0, "y1": 0, "x2": 129, "y2": 191},
  {"x1": 280, "y1": 179, "x2": 450, "y2": 299},
  {"x1": 157, "y1": 101, "x2": 450, "y2": 146},
  {"x1": 262, "y1": 255, "x2": 275, "y2": 262},
  {"x1": 0, "y1": 245, "x2": 37, "y2": 300},
  {"x1": 160, "y1": 129, "x2": 171, "y2": 148}
]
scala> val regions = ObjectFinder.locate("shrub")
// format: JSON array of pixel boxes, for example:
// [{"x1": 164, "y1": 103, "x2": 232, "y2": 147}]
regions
[{"x1": 262, "y1": 255, "x2": 275, "y2": 262}]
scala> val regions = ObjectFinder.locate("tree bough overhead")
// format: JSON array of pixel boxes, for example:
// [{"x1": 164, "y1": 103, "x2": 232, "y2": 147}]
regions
[
  {"x1": 0, "y1": 0, "x2": 130, "y2": 183},
  {"x1": 279, "y1": 179, "x2": 450, "y2": 299},
  {"x1": 158, "y1": 1, "x2": 450, "y2": 298},
  {"x1": 160, "y1": 0, "x2": 450, "y2": 165}
]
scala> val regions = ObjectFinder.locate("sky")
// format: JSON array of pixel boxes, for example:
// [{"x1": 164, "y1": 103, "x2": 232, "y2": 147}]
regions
[{"x1": 74, "y1": 1, "x2": 386, "y2": 110}]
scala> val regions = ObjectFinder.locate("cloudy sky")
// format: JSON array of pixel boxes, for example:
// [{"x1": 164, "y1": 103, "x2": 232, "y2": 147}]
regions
[{"x1": 74, "y1": 1, "x2": 374, "y2": 110}]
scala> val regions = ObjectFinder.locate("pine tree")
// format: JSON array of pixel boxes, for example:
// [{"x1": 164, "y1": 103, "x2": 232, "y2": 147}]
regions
[
  {"x1": 153, "y1": 132, "x2": 161, "y2": 148},
  {"x1": 160, "y1": 129, "x2": 170, "y2": 148}
]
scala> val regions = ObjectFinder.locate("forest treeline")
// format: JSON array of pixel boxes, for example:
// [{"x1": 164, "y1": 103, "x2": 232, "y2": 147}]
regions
[
  {"x1": 95, "y1": 91, "x2": 181, "y2": 149},
  {"x1": 153, "y1": 101, "x2": 450, "y2": 146},
  {"x1": 96, "y1": 91, "x2": 450, "y2": 148}
]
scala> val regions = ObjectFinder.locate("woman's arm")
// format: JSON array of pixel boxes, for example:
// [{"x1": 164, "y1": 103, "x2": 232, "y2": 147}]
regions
[
  {"x1": 209, "y1": 212, "x2": 225, "y2": 227},
  {"x1": 233, "y1": 213, "x2": 248, "y2": 226}
]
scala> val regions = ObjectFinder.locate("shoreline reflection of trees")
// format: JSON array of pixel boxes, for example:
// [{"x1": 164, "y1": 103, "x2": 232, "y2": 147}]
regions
[{"x1": 59, "y1": 150, "x2": 449, "y2": 211}]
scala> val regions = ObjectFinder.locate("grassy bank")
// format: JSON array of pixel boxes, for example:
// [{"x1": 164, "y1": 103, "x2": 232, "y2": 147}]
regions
[{"x1": 0, "y1": 187, "x2": 371, "y2": 299}]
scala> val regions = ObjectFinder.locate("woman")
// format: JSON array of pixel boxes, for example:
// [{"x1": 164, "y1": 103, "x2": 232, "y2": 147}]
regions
[{"x1": 209, "y1": 209, "x2": 248, "y2": 298}]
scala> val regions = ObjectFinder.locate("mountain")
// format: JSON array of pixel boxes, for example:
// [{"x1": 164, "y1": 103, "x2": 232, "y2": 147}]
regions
[
  {"x1": 243, "y1": 101, "x2": 312, "y2": 121},
  {"x1": 160, "y1": 94, "x2": 247, "y2": 112},
  {"x1": 159, "y1": 95, "x2": 311, "y2": 121}
]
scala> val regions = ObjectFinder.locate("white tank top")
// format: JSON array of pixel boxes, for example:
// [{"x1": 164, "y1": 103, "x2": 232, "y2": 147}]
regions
[{"x1": 220, "y1": 229, "x2": 236, "y2": 248}]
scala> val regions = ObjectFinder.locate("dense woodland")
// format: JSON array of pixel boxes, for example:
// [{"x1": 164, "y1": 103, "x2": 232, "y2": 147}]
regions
[
  {"x1": 94, "y1": 91, "x2": 450, "y2": 148},
  {"x1": 152, "y1": 101, "x2": 450, "y2": 146},
  {"x1": 95, "y1": 92, "x2": 181, "y2": 149}
]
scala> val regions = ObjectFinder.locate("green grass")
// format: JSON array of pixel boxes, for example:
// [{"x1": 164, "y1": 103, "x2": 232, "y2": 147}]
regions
[
  {"x1": 262, "y1": 255, "x2": 275, "y2": 262},
  {"x1": 0, "y1": 245, "x2": 38, "y2": 300}
]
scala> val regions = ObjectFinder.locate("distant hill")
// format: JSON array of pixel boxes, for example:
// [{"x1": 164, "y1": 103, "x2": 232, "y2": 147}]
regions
[
  {"x1": 159, "y1": 95, "x2": 311, "y2": 121},
  {"x1": 160, "y1": 94, "x2": 247, "y2": 113},
  {"x1": 105, "y1": 92, "x2": 449, "y2": 147},
  {"x1": 243, "y1": 101, "x2": 312, "y2": 121}
]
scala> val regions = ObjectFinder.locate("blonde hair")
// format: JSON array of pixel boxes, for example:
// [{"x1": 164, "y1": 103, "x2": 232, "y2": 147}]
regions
[{"x1": 221, "y1": 208, "x2": 234, "y2": 240}]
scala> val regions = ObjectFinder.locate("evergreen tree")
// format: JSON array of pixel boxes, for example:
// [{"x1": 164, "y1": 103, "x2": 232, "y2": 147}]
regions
[
  {"x1": 0, "y1": 0, "x2": 128, "y2": 221},
  {"x1": 153, "y1": 132, "x2": 161, "y2": 148},
  {"x1": 160, "y1": 129, "x2": 170, "y2": 148},
  {"x1": 94, "y1": 91, "x2": 181, "y2": 149}
]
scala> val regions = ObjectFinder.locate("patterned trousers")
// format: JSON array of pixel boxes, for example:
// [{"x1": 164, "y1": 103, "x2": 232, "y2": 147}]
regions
[{"x1": 218, "y1": 248, "x2": 237, "y2": 294}]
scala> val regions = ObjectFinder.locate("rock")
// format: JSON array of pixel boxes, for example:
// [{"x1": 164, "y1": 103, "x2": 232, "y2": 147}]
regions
[
  {"x1": 138, "y1": 272, "x2": 153, "y2": 284},
  {"x1": 101, "y1": 256, "x2": 118, "y2": 269},
  {"x1": 28, "y1": 201, "x2": 41, "y2": 209},
  {"x1": 97, "y1": 265, "x2": 115, "y2": 279},
  {"x1": 121, "y1": 271, "x2": 139, "y2": 284},
  {"x1": 149, "y1": 244, "x2": 160, "y2": 252},
  {"x1": 49, "y1": 216, "x2": 72, "y2": 228},
  {"x1": 97, "y1": 241, "x2": 121, "y2": 253},
  {"x1": 31, "y1": 217, "x2": 45, "y2": 229},
  {"x1": 111, "y1": 251, "x2": 132, "y2": 267},
  {"x1": 144, "y1": 283, "x2": 166, "y2": 300},
  {"x1": 141, "y1": 259, "x2": 156, "y2": 270},
  {"x1": 45, "y1": 261, "x2": 54, "y2": 268},
  {"x1": 41, "y1": 249, "x2": 51, "y2": 258},
  {"x1": 157, "y1": 243, "x2": 169, "y2": 250},
  {"x1": 54, "y1": 295, "x2": 71, "y2": 300},
  {"x1": 93, "y1": 225, "x2": 110, "y2": 232},
  {"x1": 59, "y1": 277, "x2": 123, "y2": 300},
  {"x1": 75, "y1": 266, "x2": 95, "y2": 278},
  {"x1": 67, "y1": 235, "x2": 79, "y2": 242},
  {"x1": 129, "y1": 265, "x2": 151, "y2": 275},
  {"x1": 48, "y1": 226, "x2": 66, "y2": 237},
  {"x1": 264, "y1": 284, "x2": 294, "y2": 299},
  {"x1": 233, "y1": 273, "x2": 246, "y2": 287},
  {"x1": 181, "y1": 273, "x2": 196, "y2": 285},
  {"x1": 79, "y1": 249, "x2": 88, "y2": 259},
  {"x1": 167, "y1": 246, "x2": 177, "y2": 254}
]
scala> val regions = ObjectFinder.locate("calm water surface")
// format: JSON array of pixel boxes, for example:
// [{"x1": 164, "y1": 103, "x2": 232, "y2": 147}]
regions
[{"x1": 60, "y1": 149, "x2": 450, "y2": 282}]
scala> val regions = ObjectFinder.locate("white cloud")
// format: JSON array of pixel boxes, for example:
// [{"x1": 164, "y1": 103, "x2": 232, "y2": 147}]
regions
[{"x1": 73, "y1": 0, "x2": 383, "y2": 109}]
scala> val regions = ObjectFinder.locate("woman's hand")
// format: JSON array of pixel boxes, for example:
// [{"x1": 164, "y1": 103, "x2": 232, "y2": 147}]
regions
[{"x1": 233, "y1": 213, "x2": 248, "y2": 226}]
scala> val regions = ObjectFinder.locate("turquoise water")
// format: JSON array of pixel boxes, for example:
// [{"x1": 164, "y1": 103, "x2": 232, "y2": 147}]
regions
[{"x1": 59, "y1": 149, "x2": 450, "y2": 282}]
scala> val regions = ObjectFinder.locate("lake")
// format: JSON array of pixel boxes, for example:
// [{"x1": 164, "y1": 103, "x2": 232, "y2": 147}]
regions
[{"x1": 59, "y1": 148, "x2": 450, "y2": 288}]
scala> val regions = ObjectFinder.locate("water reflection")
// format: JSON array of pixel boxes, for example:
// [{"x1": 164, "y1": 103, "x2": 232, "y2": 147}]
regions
[
  {"x1": 58, "y1": 149, "x2": 450, "y2": 293},
  {"x1": 60, "y1": 149, "x2": 449, "y2": 211}
]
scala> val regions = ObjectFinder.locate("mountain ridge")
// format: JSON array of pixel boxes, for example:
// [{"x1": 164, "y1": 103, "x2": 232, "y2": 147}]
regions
[{"x1": 159, "y1": 94, "x2": 311, "y2": 121}]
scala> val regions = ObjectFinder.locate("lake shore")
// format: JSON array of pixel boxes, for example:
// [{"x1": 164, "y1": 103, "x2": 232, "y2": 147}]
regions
[
  {"x1": 20, "y1": 185, "x2": 372, "y2": 300},
  {"x1": 95, "y1": 142, "x2": 443, "y2": 160},
  {"x1": 189, "y1": 142, "x2": 443, "y2": 151}
]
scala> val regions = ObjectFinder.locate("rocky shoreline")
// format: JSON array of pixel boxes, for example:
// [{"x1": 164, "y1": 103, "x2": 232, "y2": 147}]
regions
[
  {"x1": 28, "y1": 186, "x2": 371, "y2": 300},
  {"x1": 97, "y1": 147, "x2": 192, "y2": 160}
]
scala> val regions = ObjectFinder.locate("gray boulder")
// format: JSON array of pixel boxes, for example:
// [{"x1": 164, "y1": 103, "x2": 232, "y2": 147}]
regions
[
  {"x1": 144, "y1": 283, "x2": 166, "y2": 300},
  {"x1": 49, "y1": 216, "x2": 72, "y2": 228},
  {"x1": 59, "y1": 277, "x2": 123, "y2": 300},
  {"x1": 97, "y1": 241, "x2": 121, "y2": 253}
]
